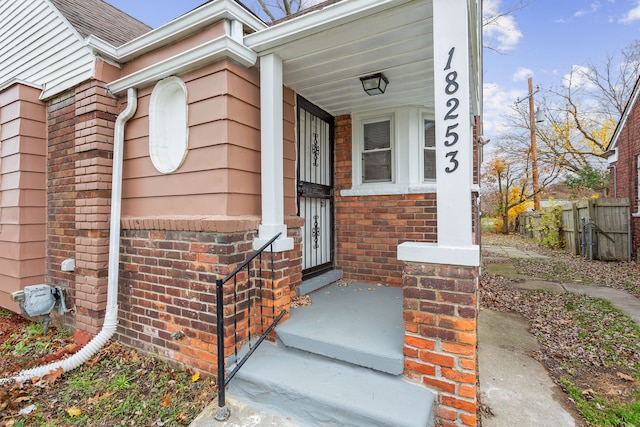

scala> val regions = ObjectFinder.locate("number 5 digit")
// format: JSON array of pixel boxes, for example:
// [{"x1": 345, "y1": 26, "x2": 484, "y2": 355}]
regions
[{"x1": 444, "y1": 123, "x2": 459, "y2": 147}]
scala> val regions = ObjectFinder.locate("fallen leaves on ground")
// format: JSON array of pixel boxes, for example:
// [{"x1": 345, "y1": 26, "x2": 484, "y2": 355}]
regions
[
  {"x1": 0, "y1": 310, "x2": 216, "y2": 426},
  {"x1": 481, "y1": 233, "x2": 640, "y2": 426}
]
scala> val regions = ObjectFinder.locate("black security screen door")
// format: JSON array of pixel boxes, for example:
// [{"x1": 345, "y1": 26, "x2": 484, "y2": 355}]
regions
[{"x1": 297, "y1": 96, "x2": 334, "y2": 279}]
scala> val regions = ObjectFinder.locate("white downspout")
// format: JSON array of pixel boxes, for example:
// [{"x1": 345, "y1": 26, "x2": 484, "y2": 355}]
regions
[{"x1": 2, "y1": 88, "x2": 138, "y2": 384}]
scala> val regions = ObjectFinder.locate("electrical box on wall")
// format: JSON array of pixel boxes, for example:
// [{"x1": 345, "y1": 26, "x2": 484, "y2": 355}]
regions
[
  {"x1": 10, "y1": 284, "x2": 70, "y2": 318},
  {"x1": 21, "y1": 285, "x2": 57, "y2": 317}
]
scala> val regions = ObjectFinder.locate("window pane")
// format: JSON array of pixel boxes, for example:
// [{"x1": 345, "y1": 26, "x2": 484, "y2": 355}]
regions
[
  {"x1": 363, "y1": 151, "x2": 391, "y2": 182},
  {"x1": 364, "y1": 121, "x2": 391, "y2": 150},
  {"x1": 424, "y1": 120, "x2": 435, "y2": 148},
  {"x1": 424, "y1": 149, "x2": 436, "y2": 180}
]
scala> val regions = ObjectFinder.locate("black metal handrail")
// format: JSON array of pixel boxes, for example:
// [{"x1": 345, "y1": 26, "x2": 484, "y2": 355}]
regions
[{"x1": 214, "y1": 232, "x2": 286, "y2": 421}]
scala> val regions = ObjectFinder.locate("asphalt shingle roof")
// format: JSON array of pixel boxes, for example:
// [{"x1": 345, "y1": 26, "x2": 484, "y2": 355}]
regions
[{"x1": 50, "y1": 0, "x2": 152, "y2": 47}]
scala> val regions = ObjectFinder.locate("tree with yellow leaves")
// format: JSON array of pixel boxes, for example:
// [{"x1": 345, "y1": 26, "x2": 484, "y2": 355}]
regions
[
  {"x1": 482, "y1": 155, "x2": 534, "y2": 234},
  {"x1": 495, "y1": 40, "x2": 637, "y2": 199}
]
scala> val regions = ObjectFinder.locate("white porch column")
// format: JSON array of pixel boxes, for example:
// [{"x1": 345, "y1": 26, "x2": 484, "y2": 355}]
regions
[
  {"x1": 254, "y1": 53, "x2": 294, "y2": 252},
  {"x1": 398, "y1": 0, "x2": 479, "y2": 266}
]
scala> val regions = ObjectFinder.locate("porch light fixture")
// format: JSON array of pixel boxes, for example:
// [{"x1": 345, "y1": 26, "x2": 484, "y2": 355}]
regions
[{"x1": 360, "y1": 73, "x2": 388, "y2": 96}]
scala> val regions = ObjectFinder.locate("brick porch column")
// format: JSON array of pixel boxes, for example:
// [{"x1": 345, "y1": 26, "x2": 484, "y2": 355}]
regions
[
  {"x1": 73, "y1": 81, "x2": 118, "y2": 342},
  {"x1": 403, "y1": 262, "x2": 478, "y2": 427}
]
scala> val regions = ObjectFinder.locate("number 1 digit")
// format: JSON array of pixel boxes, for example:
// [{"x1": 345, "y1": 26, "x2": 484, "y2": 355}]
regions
[{"x1": 445, "y1": 47, "x2": 455, "y2": 70}]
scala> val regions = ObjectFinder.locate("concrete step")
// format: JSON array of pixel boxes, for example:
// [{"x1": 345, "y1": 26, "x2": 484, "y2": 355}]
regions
[
  {"x1": 277, "y1": 282, "x2": 405, "y2": 375},
  {"x1": 228, "y1": 341, "x2": 435, "y2": 427},
  {"x1": 297, "y1": 270, "x2": 343, "y2": 295}
]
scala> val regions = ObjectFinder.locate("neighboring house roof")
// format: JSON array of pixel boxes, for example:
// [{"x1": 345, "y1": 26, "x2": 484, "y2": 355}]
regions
[
  {"x1": 607, "y1": 75, "x2": 640, "y2": 154},
  {"x1": 50, "y1": 0, "x2": 151, "y2": 46}
]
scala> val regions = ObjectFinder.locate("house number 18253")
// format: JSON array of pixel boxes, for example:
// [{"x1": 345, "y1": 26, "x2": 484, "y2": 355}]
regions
[{"x1": 443, "y1": 47, "x2": 459, "y2": 173}]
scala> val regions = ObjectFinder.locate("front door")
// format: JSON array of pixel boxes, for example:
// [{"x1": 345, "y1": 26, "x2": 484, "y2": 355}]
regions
[{"x1": 297, "y1": 96, "x2": 334, "y2": 279}]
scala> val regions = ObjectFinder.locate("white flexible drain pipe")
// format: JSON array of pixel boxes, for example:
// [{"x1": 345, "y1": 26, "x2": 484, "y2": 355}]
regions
[{"x1": 1, "y1": 88, "x2": 138, "y2": 384}]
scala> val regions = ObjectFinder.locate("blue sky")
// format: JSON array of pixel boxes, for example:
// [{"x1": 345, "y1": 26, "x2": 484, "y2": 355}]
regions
[
  {"x1": 483, "y1": 0, "x2": 640, "y2": 137},
  {"x1": 105, "y1": 0, "x2": 640, "y2": 139}
]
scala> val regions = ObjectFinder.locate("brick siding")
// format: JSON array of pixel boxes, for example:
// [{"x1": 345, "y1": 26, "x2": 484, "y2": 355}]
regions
[
  {"x1": 403, "y1": 263, "x2": 479, "y2": 427},
  {"x1": 117, "y1": 218, "x2": 302, "y2": 373},
  {"x1": 610, "y1": 102, "x2": 640, "y2": 261},
  {"x1": 47, "y1": 82, "x2": 118, "y2": 335},
  {"x1": 334, "y1": 114, "x2": 437, "y2": 286}
]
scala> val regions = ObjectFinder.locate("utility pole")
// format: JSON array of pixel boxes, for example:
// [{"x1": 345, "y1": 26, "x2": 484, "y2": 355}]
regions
[{"x1": 528, "y1": 77, "x2": 540, "y2": 210}]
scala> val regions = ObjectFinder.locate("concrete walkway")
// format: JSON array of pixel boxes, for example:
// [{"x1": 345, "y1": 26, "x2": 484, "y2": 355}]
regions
[
  {"x1": 479, "y1": 244, "x2": 640, "y2": 427},
  {"x1": 190, "y1": 397, "x2": 298, "y2": 427},
  {"x1": 479, "y1": 310, "x2": 578, "y2": 427}
]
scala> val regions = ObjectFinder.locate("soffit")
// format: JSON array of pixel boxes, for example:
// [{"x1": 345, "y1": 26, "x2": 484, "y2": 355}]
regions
[{"x1": 246, "y1": 0, "x2": 433, "y2": 116}]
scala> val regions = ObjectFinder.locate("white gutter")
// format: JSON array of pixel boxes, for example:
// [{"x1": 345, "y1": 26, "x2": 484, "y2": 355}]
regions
[
  {"x1": 85, "y1": 0, "x2": 266, "y2": 64},
  {"x1": 1, "y1": 88, "x2": 138, "y2": 384},
  {"x1": 108, "y1": 36, "x2": 256, "y2": 95}
]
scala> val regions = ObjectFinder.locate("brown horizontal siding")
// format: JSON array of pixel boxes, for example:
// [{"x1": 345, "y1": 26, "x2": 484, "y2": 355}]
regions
[
  {"x1": 283, "y1": 87, "x2": 296, "y2": 216},
  {"x1": 0, "y1": 84, "x2": 46, "y2": 311},
  {"x1": 121, "y1": 60, "x2": 263, "y2": 217},
  {"x1": 120, "y1": 23, "x2": 227, "y2": 77}
]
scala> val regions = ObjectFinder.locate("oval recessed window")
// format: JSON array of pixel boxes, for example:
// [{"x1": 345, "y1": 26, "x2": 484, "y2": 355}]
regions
[{"x1": 149, "y1": 76, "x2": 188, "y2": 174}]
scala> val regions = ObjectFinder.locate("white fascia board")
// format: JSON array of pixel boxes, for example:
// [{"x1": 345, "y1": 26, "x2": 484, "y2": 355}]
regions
[
  {"x1": 86, "y1": 0, "x2": 266, "y2": 64},
  {"x1": 245, "y1": 0, "x2": 414, "y2": 53},
  {"x1": 398, "y1": 242, "x2": 480, "y2": 267},
  {"x1": 107, "y1": 36, "x2": 257, "y2": 94},
  {"x1": 0, "y1": 78, "x2": 42, "y2": 94}
]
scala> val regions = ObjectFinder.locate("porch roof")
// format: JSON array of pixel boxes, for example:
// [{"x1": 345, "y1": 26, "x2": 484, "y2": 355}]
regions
[{"x1": 244, "y1": 0, "x2": 435, "y2": 117}]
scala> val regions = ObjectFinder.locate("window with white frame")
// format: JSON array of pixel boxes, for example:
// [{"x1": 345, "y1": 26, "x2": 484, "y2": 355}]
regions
[
  {"x1": 344, "y1": 107, "x2": 438, "y2": 196},
  {"x1": 362, "y1": 118, "x2": 393, "y2": 183},
  {"x1": 423, "y1": 119, "x2": 436, "y2": 181}
]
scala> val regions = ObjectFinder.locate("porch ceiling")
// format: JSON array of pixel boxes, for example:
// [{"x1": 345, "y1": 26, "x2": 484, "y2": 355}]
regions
[{"x1": 245, "y1": 0, "x2": 434, "y2": 117}]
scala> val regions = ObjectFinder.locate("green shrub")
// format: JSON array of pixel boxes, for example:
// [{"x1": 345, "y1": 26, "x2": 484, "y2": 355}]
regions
[{"x1": 530, "y1": 204, "x2": 564, "y2": 249}]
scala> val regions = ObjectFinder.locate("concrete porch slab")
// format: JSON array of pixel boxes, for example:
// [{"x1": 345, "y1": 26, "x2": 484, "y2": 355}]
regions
[{"x1": 277, "y1": 281, "x2": 404, "y2": 375}]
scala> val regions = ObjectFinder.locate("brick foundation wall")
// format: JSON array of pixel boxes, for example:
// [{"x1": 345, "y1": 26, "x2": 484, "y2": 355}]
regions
[
  {"x1": 334, "y1": 114, "x2": 437, "y2": 286},
  {"x1": 117, "y1": 217, "x2": 302, "y2": 373},
  {"x1": 403, "y1": 263, "x2": 479, "y2": 427}
]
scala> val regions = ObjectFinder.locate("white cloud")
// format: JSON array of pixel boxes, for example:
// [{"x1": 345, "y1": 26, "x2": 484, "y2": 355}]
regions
[
  {"x1": 483, "y1": 0, "x2": 523, "y2": 52},
  {"x1": 482, "y1": 82, "x2": 527, "y2": 138},
  {"x1": 621, "y1": 1, "x2": 640, "y2": 23},
  {"x1": 562, "y1": 65, "x2": 597, "y2": 90},
  {"x1": 513, "y1": 67, "x2": 533, "y2": 81},
  {"x1": 574, "y1": 2, "x2": 601, "y2": 17}
]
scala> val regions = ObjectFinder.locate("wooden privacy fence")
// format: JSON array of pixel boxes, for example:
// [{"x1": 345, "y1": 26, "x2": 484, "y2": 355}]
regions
[{"x1": 519, "y1": 198, "x2": 631, "y2": 261}]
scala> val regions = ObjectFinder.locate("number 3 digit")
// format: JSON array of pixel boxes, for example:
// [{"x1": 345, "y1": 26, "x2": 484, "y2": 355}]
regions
[{"x1": 445, "y1": 151, "x2": 459, "y2": 173}]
